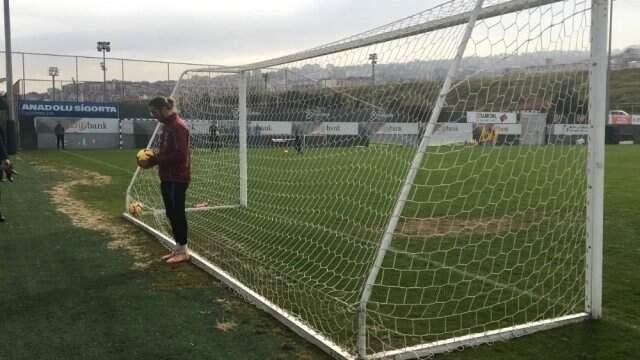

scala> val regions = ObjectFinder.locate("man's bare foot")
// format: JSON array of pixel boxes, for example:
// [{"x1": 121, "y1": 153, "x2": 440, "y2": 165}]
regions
[
  {"x1": 166, "y1": 252, "x2": 190, "y2": 264},
  {"x1": 161, "y1": 251, "x2": 176, "y2": 260}
]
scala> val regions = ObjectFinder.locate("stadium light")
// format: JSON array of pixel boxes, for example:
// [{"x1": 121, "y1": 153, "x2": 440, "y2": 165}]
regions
[
  {"x1": 48, "y1": 66, "x2": 59, "y2": 101},
  {"x1": 97, "y1": 41, "x2": 111, "y2": 102}
]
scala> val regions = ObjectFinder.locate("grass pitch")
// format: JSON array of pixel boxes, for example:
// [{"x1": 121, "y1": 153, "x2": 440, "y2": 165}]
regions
[{"x1": 2, "y1": 145, "x2": 638, "y2": 359}]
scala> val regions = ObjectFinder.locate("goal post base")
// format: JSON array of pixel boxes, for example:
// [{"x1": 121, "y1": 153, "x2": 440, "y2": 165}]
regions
[{"x1": 368, "y1": 313, "x2": 590, "y2": 360}]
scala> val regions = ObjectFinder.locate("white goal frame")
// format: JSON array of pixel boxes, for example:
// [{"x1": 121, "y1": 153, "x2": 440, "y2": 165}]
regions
[{"x1": 124, "y1": 0, "x2": 608, "y2": 358}]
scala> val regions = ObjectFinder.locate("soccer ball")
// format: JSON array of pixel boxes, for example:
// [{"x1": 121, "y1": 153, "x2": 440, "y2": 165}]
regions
[
  {"x1": 136, "y1": 148, "x2": 156, "y2": 169},
  {"x1": 128, "y1": 201, "x2": 144, "y2": 217}
]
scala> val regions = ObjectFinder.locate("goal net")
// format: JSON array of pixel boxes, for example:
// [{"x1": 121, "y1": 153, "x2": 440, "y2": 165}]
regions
[{"x1": 125, "y1": 0, "x2": 605, "y2": 358}]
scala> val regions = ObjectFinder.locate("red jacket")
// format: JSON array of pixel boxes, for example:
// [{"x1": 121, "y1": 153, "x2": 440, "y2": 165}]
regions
[{"x1": 153, "y1": 113, "x2": 191, "y2": 184}]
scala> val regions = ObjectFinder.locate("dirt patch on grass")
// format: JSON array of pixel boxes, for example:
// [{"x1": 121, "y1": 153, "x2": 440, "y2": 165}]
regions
[
  {"x1": 34, "y1": 163, "x2": 154, "y2": 270},
  {"x1": 215, "y1": 320, "x2": 238, "y2": 332},
  {"x1": 398, "y1": 215, "x2": 534, "y2": 237}
]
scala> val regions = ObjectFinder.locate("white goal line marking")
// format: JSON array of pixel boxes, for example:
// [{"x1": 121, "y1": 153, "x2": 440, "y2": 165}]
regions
[{"x1": 384, "y1": 243, "x2": 547, "y2": 303}]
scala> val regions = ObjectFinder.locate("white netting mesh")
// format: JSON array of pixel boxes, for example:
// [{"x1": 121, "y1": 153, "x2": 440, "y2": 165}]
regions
[{"x1": 128, "y1": 0, "x2": 592, "y2": 357}]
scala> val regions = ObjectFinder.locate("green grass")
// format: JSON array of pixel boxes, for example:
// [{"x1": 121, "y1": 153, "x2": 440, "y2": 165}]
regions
[
  {"x1": 3, "y1": 145, "x2": 639, "y2": 359},
  {"x1": 610, "y1": 68, "x2": 640, "y2": 110}
]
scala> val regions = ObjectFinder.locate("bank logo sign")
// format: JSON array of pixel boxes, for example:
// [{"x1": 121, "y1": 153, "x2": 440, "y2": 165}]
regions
[
  {"x1": 467, "y1": 112, "x2": 517, "y2": 124},
  {"x1": 19, "y1": 101, "x2": 119, "y2": 119}
]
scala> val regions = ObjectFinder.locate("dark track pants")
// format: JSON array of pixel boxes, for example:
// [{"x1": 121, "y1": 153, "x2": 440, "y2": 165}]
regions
[
  {"x1": 56, "y1": 135, "x2": 64, "y2": 150},
  {"x1": 160, "y1": 182, "x2": 189, "y2": 245}
]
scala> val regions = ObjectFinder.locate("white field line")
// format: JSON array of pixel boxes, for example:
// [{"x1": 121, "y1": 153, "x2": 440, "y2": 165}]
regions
[{"x1": 387, "y1": 244, "x2": 547, "y2": 302}]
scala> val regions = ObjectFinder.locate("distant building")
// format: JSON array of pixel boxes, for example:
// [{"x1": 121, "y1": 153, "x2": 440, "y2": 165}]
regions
[
  {"x1": 321, "y1": 77, "x2": 371, "y2": 89},
  {"x1": 56, "y1": 79, "x2": 176, "y2": 102},
  {"x1": 611, "y1": 45, "x2": 640, "y2": 69}
]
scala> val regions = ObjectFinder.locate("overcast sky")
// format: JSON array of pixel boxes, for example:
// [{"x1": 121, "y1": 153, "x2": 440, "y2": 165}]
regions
[{"x1": 2, "y1": 0, "x2": 638, "y2": 67}]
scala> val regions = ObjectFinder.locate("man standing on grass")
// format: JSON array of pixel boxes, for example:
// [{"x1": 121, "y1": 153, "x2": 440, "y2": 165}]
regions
[
  {"x1": 54, "y1": 122, "x2": 65, "y2": 150},
  {"x1": 147, "y1": 96, "x2": 192, "y2": 264}
]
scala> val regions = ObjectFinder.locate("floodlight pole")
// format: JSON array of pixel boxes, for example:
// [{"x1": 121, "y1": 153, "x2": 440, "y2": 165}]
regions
[
  {"x1": 102, "y1": 49, "x2": 106, "y2": 101},
  {"x1": 3, "y1": 0, "x2": 17, "y2": 152},
  {"x1": 369, "y1": 53, "x2": 378, "y2": 106},
  {"x1": 48, "y1": 66, "x2": 59, "y2": 101},
  {"x1": 75, "y1": 56, "x2": 80, "y2": 101},
  {"x1": 51, "y1": 74, "x2": 55, "y2": 100},
  {"x1": 97, "y1": 41, "x2": 111, "y2": 102},
  {"x1": 369, "y1": 53, "x2": 377, "y2": 86}
]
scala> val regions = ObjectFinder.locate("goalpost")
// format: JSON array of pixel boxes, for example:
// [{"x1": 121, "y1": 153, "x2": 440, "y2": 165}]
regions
[{"x1": 124, "y1": 0, "x2": 607, "y2": 359}]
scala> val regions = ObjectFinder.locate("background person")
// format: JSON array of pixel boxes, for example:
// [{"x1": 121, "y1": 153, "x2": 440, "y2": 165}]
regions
[{"x1": 54, "y1": 122, "x2": 65, "y2": 150}]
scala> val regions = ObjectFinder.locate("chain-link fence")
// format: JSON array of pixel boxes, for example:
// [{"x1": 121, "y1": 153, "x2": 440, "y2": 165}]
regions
[{"x1": 0, "y1": 51, "x2": 215, "y2": 102}]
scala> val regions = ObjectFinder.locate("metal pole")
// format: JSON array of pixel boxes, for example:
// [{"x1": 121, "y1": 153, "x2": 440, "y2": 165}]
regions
[
  {"x1": 21, "y1": 52, "x2": 25, "y2": 99},
  {"x1": 371, "y1": 62, "x2": 376, "y2": 85},
  {"x1": 167, "y1": 62, "x2": 172, "y2": 94},
  {"x1": 75, "y1": 56, "x2": 80, "y2": 101},
  {"x1": 356, "y1": 0, "x2": 485, "y2": 357},
  {"x1": 369, "y1": 53, "x2": 377, "y2": 106},
  {"x1": 605, "y1": 0, "x2": 612, "y2": 118},
  {"x1": 51, "y1": 75, "x2": 55, "y2": 101},
  {"x1": 4, "y1": 0, "x2": 17, "y2": 152},
  {"x1": 239, "y1": 71, "x2": 248, "y2": 207},
  {"x1": 586, "y1": 0, "x2": 608, "y2": 320},
  {"x1": 103, "y1": 49, "x2": 107, "y2": 102},
  {"x1": 371, "y1": 60, "x2": 375, "y2": 106},
  {"x1": 121, "y1": 58, "x2": 125, "y2": 100}
]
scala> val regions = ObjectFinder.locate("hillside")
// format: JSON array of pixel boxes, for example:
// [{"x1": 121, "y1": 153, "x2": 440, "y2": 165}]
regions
[{"x1": 609, "y1": 68, "x2": 640, "y2": 111}]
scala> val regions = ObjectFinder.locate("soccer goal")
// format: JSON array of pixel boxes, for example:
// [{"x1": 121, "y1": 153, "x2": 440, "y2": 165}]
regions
[{"x1": 124, "y1": 0, "x2": 608, "y2": 358}]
